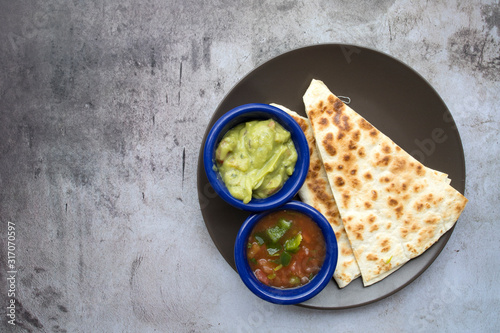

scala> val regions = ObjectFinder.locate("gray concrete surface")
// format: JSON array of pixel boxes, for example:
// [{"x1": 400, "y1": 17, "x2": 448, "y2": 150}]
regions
[{"x1": 0, "y1": 0, "x2": 499, "y2": 332}]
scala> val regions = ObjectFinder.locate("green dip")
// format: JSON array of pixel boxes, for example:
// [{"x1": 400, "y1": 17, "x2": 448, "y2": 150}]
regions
[{"x1": 215, "y1": 119, "x2": 298, "y2": 203}]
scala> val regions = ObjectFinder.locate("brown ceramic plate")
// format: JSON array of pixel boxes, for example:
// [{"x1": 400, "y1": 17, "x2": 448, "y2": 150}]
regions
[{"x1": 197, "y1": 44, "x2": 466, "y2": 309}]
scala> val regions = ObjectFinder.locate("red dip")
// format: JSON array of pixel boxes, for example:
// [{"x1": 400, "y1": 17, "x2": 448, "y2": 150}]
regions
[{"x1": 247, "y1": 210, "x2": 326, "y2": 289}]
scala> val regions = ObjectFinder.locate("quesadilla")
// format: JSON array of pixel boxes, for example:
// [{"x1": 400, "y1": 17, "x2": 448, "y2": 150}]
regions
[
  {"x1": 303, "y1": 79, "x2": 468, "y2": 286},
  {"x1": 271, "y1": 103, "x2": 361, "y2": 288}
]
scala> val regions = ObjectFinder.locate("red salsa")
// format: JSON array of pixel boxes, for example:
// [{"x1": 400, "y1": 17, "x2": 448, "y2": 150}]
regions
[{"x1": 247, "y1": 210, "x2": 326, "y2": 289}]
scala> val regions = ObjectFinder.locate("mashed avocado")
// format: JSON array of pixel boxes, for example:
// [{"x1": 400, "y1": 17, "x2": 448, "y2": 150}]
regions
[{"x1": 215, "y1": 119, "x2": 298, "y2": 203}]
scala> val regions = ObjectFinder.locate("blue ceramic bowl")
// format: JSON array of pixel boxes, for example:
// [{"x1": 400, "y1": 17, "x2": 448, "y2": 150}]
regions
[
  {"x1": 203, "y1": 103, "x2": 310, "y2": 212},
  {"x1": 234, "y1": 201, "x2": 338, "y2": 305}
]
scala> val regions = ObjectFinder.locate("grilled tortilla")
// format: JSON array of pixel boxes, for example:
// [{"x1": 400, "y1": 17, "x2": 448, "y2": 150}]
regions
[
  {"x1": 303, "y1": 79, "x2": 468, "y2": 286},
  {"x1": 271, "y1": 103, "x2": 361, "y2": 288}
]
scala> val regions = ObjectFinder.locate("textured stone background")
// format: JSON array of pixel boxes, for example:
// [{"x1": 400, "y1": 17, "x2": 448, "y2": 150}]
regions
[{"x1": 0, "y1": 0, "x2": 499, "y2": 332}]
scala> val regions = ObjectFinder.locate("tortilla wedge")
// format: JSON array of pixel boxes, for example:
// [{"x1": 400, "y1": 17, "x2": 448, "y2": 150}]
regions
[
  {"x1": 303, "y1": 79, "x2": 468, "y2": 286},
  {"x1": 271, "y1": 103, "x2": 361, "y2": 288}
]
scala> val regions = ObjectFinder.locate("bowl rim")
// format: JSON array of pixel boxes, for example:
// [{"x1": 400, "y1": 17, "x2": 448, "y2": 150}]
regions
[
  {"x1": 203, "y1": 103, "x2": 310, "y2": 212},
  {"x1": 234, "y1": 200, "x2": 338, "y2": 304}
]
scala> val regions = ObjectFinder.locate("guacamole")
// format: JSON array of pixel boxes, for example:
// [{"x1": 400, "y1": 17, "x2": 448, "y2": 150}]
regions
[{"x1": 215, "y1": 119, "x2": 298, "y2": 203}]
